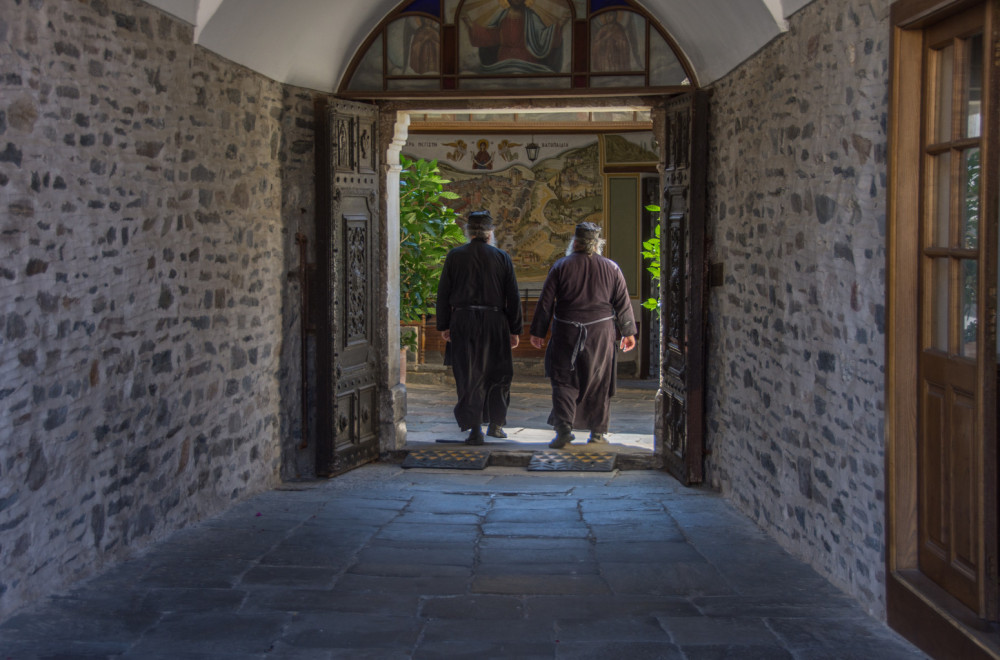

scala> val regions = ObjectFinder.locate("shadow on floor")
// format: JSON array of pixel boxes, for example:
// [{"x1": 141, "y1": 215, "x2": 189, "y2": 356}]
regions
[{"x1": 0, "y1": 464, "x2": 928, "y2": 658}]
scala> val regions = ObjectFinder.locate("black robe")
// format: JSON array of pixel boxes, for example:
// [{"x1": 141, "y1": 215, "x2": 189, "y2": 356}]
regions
[
  {"x1": 436, "y1": 239, "x2": 522, "y2": 431},
  {"x1": 529, "y1": 252, "x2": 637, "y2": 434}
]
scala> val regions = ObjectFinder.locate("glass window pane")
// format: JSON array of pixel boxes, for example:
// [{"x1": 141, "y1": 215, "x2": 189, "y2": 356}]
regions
[
  {"x1": 935, "y1": 44, "x2": 955, "y2": 142},
  {"x1": 931, "y1": 151, "x2": 952, "y2": 247},
  {"x1": 387, "y1": 78, "x2": 441, "y2": 91},
  {"x1": 961, "y1": 148, "x2": 980, "y2": 249},
  {"x1": 388, "y1": 18, "x2": 440, "y2": 76},
  {"x1": 590, "y1": 74, "x2": 646, "y2": 88},
  {"x1": 965, "y1": 34, "x2": 983, "y2": 138},
  {"x1": 930, "y1": 258, "x2": 950, "y2": 351},
  {"x1": 649, "y1": 30, "x2": 688, "y2": 86},
  {"x1": 961, "y1": 259, "x2": 978, "y2": 358},
  {"x1": 445, "y1": 0, "x2": 459, "y2": 24},
  {"x1": 347, "y1": 35, "x2": 384, "y2": 91},
  {"x1": 592, "y1": 111, "x2": 640, "y2": 122},
  {"x1": 591, "y1": 0, "x2": 630, "y2": 9},
  {"x1": 540, "y1": 112, "x2": 591, "y2": 122},
  {"x1": 403, "y1": 0, "x2": 441, "y2": 18},
  {"x1": 591, "y1": 11, "x2": 645, "y2": 72}
]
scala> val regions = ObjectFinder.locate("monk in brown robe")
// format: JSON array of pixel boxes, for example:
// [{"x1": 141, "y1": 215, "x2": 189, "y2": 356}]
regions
[
  {"x1": 437, "y1": 211, "x2": 523, "y2": 445},
  {"x1": 529, "y1": 222, "x2": 637, "y2": 448}
]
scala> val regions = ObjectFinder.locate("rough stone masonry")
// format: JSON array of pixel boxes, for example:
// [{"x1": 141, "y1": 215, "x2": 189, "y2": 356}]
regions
[
  {"x1": 0, "y1": 0, "x2": 295, "y2": 618},
  {"x1": 705, "y1": 0, "x2": 890, "y2": 617}
]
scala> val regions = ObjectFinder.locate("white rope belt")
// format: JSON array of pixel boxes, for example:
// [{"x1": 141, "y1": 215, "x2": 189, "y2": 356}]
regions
[{"x1": 554, "y1": 314, "x2": 615, "y2": 371}]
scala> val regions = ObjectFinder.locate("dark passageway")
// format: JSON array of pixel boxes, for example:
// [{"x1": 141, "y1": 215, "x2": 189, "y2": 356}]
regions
[
  {"x1": 0, "y1": 383, "x2": 926, "y2": 658},
  {"x1": 0, "y1": 463, "x2": 926, "y2": 658}
]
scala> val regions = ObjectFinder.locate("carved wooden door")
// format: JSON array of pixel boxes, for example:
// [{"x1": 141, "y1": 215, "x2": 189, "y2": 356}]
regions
[
  {"x1": 316, "y1": 99, "x2": 380, "y2": 477},
  {"x1": 656, "y1": 91, "x2": 709, "y2": 485}
]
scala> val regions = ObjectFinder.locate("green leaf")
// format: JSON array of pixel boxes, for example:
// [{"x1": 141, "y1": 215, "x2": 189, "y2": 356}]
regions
[{"x1": 398, "y1": 157, "x2": 465, "y2": 345}]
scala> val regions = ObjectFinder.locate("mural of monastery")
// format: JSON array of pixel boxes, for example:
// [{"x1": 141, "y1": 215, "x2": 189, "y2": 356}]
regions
[{"x1": 403, "y1": 133, "x2": 655, "y2": 288}]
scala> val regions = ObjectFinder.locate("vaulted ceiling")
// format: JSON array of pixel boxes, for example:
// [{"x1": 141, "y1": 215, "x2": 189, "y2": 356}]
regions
[{"x1": 143, "y1": 0, "x2": 814, "y2": 93}]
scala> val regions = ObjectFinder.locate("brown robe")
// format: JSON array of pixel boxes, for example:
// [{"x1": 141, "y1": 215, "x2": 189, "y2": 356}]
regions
[
  {"x1": 530, "y1": 252, "x2": 637, "y2": 434},
  {"x1": 436, "y1": 239, "x2": 522, "y2": 431}
]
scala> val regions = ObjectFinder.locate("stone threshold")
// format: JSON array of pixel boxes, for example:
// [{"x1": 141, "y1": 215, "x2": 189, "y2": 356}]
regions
[{"x1": 381, "y1": 447, "x2": 660, "y2": 470}]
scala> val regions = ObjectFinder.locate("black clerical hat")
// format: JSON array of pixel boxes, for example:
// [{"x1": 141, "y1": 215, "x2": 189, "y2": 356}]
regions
[{"x1": 467, "y1": 211, "x2": 495, "y2": 230}]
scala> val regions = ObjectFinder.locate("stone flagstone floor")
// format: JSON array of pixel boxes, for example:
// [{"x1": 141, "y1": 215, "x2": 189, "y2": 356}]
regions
[
  {"x1": 0, "y1": 376, "x2": 928, "y2": 658},
  {"x1": 0, "y1": 465, "x2": 927, "y2": 658}
]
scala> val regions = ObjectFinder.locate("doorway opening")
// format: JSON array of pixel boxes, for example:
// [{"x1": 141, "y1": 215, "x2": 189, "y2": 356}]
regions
[{"x1": 383, "y1": 101, "x2": 675, "y2": 467}]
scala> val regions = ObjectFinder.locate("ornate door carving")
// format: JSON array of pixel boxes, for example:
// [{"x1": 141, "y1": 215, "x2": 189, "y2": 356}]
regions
[
  {"x1": 656, "y1": 91, "x2": 708, "y2": 485},
  {"x1": 316, "y1": 99, "x2": 380, "y2": 476}
]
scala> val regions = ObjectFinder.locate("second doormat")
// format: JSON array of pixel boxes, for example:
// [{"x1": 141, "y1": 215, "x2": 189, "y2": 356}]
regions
[
  {"x1": 527, "y1": 451, "x2": 616, "y2": 472},
  {"x1": 401, "y1": 448, "x2": 491, "y2": 470}
]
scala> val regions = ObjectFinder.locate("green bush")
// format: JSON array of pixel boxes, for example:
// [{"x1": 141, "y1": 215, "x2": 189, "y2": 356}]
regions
[
  {"x1": 399, "y1": 155, "x2": 465, "y2": 351},
  {"x1": 641, "y1": 204, "x2": 661, "y2": 311}
]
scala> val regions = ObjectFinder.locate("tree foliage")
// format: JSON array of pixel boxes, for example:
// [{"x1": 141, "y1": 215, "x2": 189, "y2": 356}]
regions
[
  {"x1": 399, "y1": 156, "x2": 465, "y2": 350},
  {"x1": 641, "y1": 204, "x2": 661, "y2": 311}
]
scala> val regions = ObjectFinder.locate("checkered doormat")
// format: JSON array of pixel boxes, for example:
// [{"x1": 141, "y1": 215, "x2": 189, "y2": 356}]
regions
[
  {"x1": 401, "y1": 448, "x2": 491, "y2": 470},
  {"x1": 527, "y1": 451, "x2": 616, "y2": 472}
]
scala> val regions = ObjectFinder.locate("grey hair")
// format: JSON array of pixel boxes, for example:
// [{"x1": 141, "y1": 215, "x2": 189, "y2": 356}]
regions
[
  {"x1": 566, "y1": 235, "x2": 605, "y2": 256},
  {"x1": 467, "y1": 227, "x2": 495, "y2": 244}
]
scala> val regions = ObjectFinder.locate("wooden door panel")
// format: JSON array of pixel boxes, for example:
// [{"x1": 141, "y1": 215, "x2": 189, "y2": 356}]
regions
[
  {"x1": 950, "y1": 388, "x2": 976, "y2": 571},
  {"x1": 341, "y1": 211, "x2": 373, "y2": 361},
  {"x1": 656, "y1": 91, "x2": 708, "y2": 485},
  {"x1": 920, "y1": 354, "x2": 980, "y2": 610},
  {"x1": 919, "y1": 381, "x2": 946, "y2": 551},
  {"x1": 317, "y1": 99, "x2": 380, "y2": 477},
  {"x1": 357, "y1": 384, "x2": 378, "y2": 441}
]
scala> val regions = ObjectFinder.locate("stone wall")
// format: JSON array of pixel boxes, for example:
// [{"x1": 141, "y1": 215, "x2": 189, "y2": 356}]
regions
[
  {"x1": 277, "y1": 88, "x2": 320, "y2": 480},
  {"x1": 0, "y1": 0, "x2": 289, "y2": 618},
  {"x1": 705, "y1": 0, "x2": 890, "y2": 616}
]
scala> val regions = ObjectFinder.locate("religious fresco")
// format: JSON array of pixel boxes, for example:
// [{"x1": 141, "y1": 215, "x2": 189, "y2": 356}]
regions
[
  {"x1": 459, "y1": 0, "x2": 573, "y2": 77},
  {"x1": 388, "y1": 17, "x2": 441, "y2": 76},
  {"x1": 403, "y1": 132, "x2": 655, "y2": 290},
  {"x1": 344, "y1": 0, "x2": 691, "y2": 93},
  {"x1": 590, "y1": 10, "x2": 645, "y2": 73}
]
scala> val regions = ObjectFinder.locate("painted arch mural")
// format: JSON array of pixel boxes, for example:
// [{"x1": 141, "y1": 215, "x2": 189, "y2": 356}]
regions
[{"x1": 343, "y1": 0, "x2": 692, "y2": 95}]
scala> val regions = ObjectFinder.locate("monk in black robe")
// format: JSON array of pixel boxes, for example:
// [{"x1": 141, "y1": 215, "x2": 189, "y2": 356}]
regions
[
  {"x1": 436, "y1": 210, "x2": 523, "y2": 445},
  {"x1": 529, "y1": 222, "x2": 636, "y2": 448}
]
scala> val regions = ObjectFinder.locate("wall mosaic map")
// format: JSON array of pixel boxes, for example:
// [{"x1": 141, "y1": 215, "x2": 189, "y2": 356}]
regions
[{"x1": 403, "y1": 133, "x2": 656, "y2": 290}]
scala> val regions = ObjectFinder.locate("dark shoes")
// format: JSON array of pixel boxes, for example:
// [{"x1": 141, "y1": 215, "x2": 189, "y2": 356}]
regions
[
  {"x1": 466, "y1": 424, "x2": 503, "y2": 444},
  {"x1": 549, "y1": 428, "x2": 605, "y2": 448},
  {"x1": 465, "y1": 428, "x2": 485, "y2": 446},
  {"x1": 486, "y1": 424, "x2": 507, "y2": 439},
  {"x1": 548, "y1": 425, "x2": 575, "y2": 449}
]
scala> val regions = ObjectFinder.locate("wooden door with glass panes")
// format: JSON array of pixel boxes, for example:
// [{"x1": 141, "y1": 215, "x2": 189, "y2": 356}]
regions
[{"x1": 917, "y1": 6, "x2": 996, "y2": 613}]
